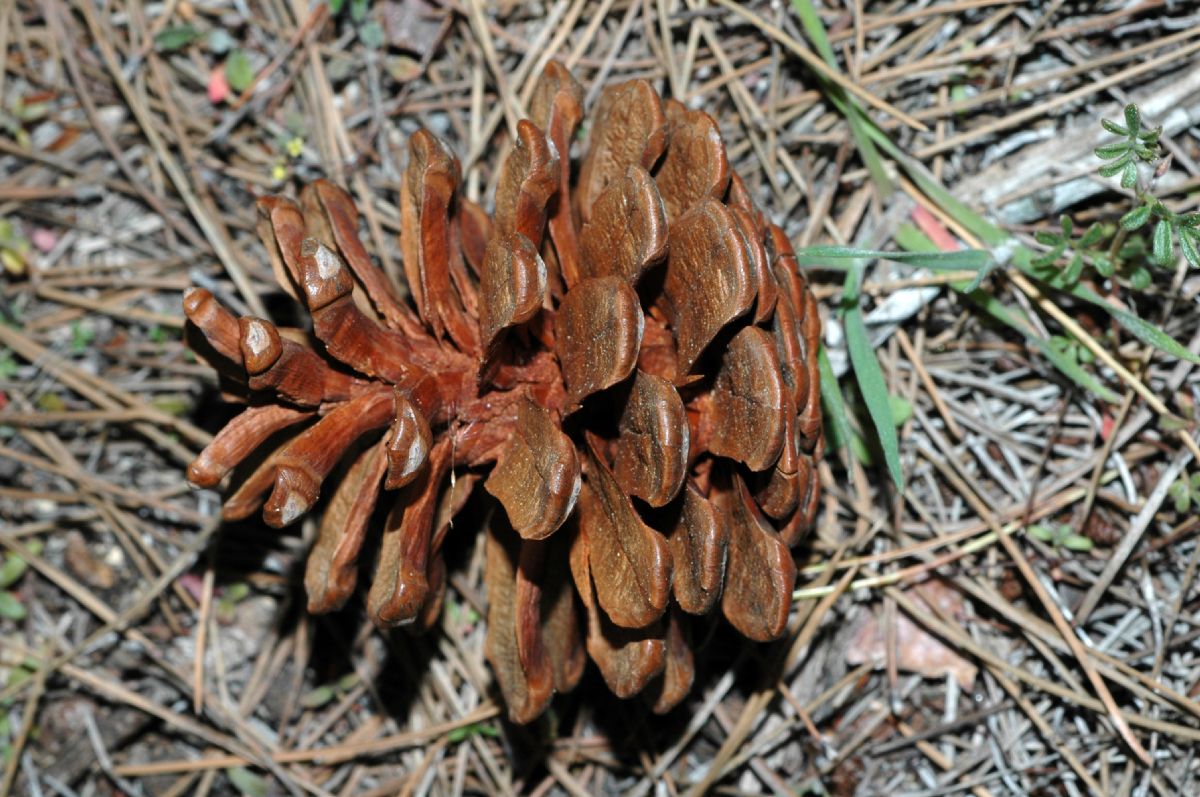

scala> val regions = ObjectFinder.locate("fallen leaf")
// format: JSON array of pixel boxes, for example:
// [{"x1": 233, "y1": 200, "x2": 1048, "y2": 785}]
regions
[{"x1": 846, "y1": 579, "x2": 979, "y2": 689}]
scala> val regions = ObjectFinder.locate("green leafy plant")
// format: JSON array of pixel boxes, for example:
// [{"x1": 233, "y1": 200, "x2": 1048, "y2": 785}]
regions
[
  {"x1": 0, "y1": 543, "x2": 40, "y2": 622},
  {"x1": 0, "y1": 592, "x2": 24, "y2": 621},
  {"x1": 0, "y1": 349, "x2": 18, "y2": 379},
  {"x1": 154, "y1": 25, "x2": 202, "y2": 51},
  {"x1": 1029, "y1": 215, "x2": 1121, "y2": 287},
  {"x1": 446, "y1": 596, "x2": 480, "y2": 628},
  {"x1": 1047, "y1": 334, "x2": 1096, "y2": 367},
  {"x1": 0, "y1": 219, "x2": 31, "y2": 276},
  {"x1": 147, "y1": 324, "x2": 173, "y2": 345},
  {"x1": 900, "y1": 103, "x2": 1199, "y2": 376},
  {"x1": 1168, "y1": 472, "x2": 1200, "y2": 513},
  {"x1": 1119, "y1": 200, "x2": 1200, "y2": 270},
  {"x1": 1, "y1": 655, "x2": 40, "y2": 772},
  {"x1": 1028, "y1": 522, "x2": 1094, "y2": 553},
  {"x1": 328, "y1": 0, "x2": 385, "y2": 50},
  {"x1": 299, "y1": 672, "x2": 360, "y2": 710},
  {"x1": 154, "y1": 25, "x2": 235, "y2": 55},
  {"x1": 1027, "y1": 103, "x2": 1199, "y2": 293},
  {"x1": 1093, "y1": 105, "x2": 1200, "y2": 269},
  {"x1": 227, "y1": 767, "x2": 268, "y2": 797},
  {"x1": 225, "y1": 49, "x2": 255, "y2": 93},
  {"x1": 0, "y1": 94, "x2": 50, "y2": 151},
  {"x1": 447, "y1": 721, "x2": 501, "y2": 744},
  {"x1": 215, "y1": 581, "x2": 251, "y2": 624},
  {"x1": 69, "y1": 320, "x2": 95, "y2": 355}
]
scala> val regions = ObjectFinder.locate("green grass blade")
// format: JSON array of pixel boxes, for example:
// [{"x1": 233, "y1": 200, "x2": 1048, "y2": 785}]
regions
[
  {"x1": 893, "y1": 223, "x2": 940, "y2": 255},
  {"x1": 818, "y1": 345, "x2": 853, "y2": 455},
  {"x1": 957, "y1": 285, "x2": 1121, "y2": 402},
  {"x1": 1065, "y1": 281, "x2": 1200, "y2": 365},
  {"x1": 796, "y1": 245, "x2": 990, "y2": 271},
  {"x1": 790, "y1": 0, "x2": 892, "y2": 198},
  {"x1": 896, "y1": 225, "x2": 1122, "y2": 402},
  {"x1": 1001, "y1": 246, "x2": 1200, "y2": 364},
  {"x1": 788, "y1": 0, "x2": 837, "y2": 64},
  {"x1": 842, "y1": 266, "x2": 904, "y2": 489},
  {"x1": 858, "y1": 121, "x2": 1008, "y2": 247},
  {"x1": 893, "y1": 223, "x2": 1001, "y2": 290}
]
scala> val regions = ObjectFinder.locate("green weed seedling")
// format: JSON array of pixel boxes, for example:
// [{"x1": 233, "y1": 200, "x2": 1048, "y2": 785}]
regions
[
  {"x1": 1168, "y1": 472, "x2": 1200, "y2": 513},
  {"x1": 1028, "y1": 522, "x2": 1094, "y2": 553}
]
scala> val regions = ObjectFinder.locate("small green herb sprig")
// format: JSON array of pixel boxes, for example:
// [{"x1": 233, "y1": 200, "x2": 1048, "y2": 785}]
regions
[
  {"x1": 1029, "y1": 215, "x2": 1119, "y2": 287},
  {"x1": 1096, "y1": 105, "x2": 1200, "y2": 270},
  {"x1": 1095, "y1": 104, "x2": 1161, "y2": 188},
  {"x1": 1029, "y1": 103, "x2": 1195, "y2": 292}
]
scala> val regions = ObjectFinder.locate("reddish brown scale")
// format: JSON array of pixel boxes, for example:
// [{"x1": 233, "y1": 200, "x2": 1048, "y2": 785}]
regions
[
  {"x1": 187, "y1": 404, "x2": 313, "y2": 488},
  {"x1": 578, "y1": 165, "x2": 668, "y2": 284},
  {"x1": 485, "y1": 398, "x2": 580, "y2": 541},
  {"x1": 456, "y1": 197, "x2": 491, "y2": 278},
  {"x1": 569, "y1": 523, "x2": 666, "y2": 698},
  {"x1": 368, "y1": 439, "x2": 452, "y2": 628},
  {"x1": 296, "y1": 239, "x2": 427, "y2": 386},
  {"x1": 529, "y1": 61, "x2": 585, "y2": 290},
  {"x1": 655, "y1": 99, "x2": 731, "y2": 223},
  {"x1": 238, "y1": 317, "x2": 364, "y2": 406},
  {"x1": 731, "y1": 205, "x2": 778, "y2": 323},
  {"x1": 486, "y1": 523, "x2": 554, "y2": 723},
  {"x1": 755, "y1": 407, "x2": 803, "y2": 520},
  {"x1": 575, "y1": 79, "x2": 668, "y2": 224},
  {"x1": 261, "y1": 389, "x2": 395, "y2": 529},
  {"x1": 555, "y1": 276, "x2": 643, "y2": 407},
  {"x1": 538, "y1": 527, "x2": 586, "y2": 694},
  {"x1": 305, "y1": 441, "x2": 389, "y2": 613},
  {"x1": 402, "y1": 130, "x2": 478, "y2": 352},
  {"x1": 666, "y1": 483, "x2": 728, "y2": 615},
  {"x1": 664, "y1": 199, "x2": 756, "y2": 376},
  {"x1": 183, "y1": 288, "x2": 242, "y2": 364},
  {"x1": 648, "y1": 608, "x2": 695, "y2": 715},
  {"x1": 255, "y1": 196, "x2": 307, "y2": 300},
  {"x1": 613, "y1": 370, "x2": 688, "y2": 507},
  {"x1": 493, "y1": 119, "x2": 561, "y2": 248},
  {"x1": 185, "y1": 63, "x2": 823, "y2": 722},
  {"x1": 579, "y1": 442, "x2": 672, "y2": 629},
  {"x1": 705, "y1": 326, "x2": 788, "y2": 472},
  {"x1": 301, "y1": 180, "x2": 427, "y2": 337},
  {"x1": 383, "y1": 390, "x2": 432, "y2": 490},
  {"x1": 717, "y1": 472, "x2": 796, "y2": 642}
]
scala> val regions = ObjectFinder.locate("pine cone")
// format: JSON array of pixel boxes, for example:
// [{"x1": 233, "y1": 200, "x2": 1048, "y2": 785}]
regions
[{"x1": 184, "y1": 63, "x2": 823, "y2": 722}]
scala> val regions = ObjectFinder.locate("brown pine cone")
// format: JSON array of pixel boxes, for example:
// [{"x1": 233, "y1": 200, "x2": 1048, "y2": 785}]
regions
[{"x1": 184, "y1": 63, "x2": 823, "y2": 723}]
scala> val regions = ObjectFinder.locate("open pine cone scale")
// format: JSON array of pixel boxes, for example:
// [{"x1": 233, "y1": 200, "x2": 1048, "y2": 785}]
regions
[{"x1": 184, "y1": 62, "x2": 822, "y2": 723}]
